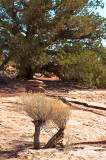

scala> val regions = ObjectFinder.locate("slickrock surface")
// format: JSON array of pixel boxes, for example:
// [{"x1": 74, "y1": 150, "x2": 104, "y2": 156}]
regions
[{"x1": 0, "y1": 90, "x2": 106, "y2": 160}]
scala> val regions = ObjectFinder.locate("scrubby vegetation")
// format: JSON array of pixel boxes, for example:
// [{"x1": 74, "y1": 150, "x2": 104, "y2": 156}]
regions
[
  {"x1": 0, "y1": 0, "x2": 105, "y2": 84},
  {"x1": 19, "y1": 93, "x2": 70, "y2": 149},
  {"x1": 42, "y1": 48, "x2": 105, "y2": 88}
]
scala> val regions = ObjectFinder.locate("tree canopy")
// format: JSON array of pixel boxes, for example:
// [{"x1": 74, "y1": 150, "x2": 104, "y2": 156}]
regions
[{"x1": 0, "y1": 0, "x2": 106, "y2": 79}]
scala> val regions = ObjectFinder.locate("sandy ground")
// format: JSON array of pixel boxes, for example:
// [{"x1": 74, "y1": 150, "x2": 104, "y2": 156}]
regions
[{"x1": 0, "y1": 77, "x2": 106, "y2": 160}]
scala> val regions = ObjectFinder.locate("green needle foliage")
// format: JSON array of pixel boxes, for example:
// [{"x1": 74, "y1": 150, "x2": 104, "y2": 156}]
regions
[{"x1": 0, "y1": 0, "x2": 106, "y2": 86}]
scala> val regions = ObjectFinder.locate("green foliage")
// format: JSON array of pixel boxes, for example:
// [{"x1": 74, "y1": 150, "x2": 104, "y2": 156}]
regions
[
  {"x1": 75, "y1": 50, "x2": 102, "y2": 87},
  {"x1": 0, "y1": 0, "x2": 105, "y2": 79},
  {"x1": 92, "y1": 44, "x2": 106, "y2": 66},
  {"x1": 52, "y1": 49, "x2": 104, "y2": 88},
  {"x1": 98, "y1": 68, "x2": 106, "y2": 88}
]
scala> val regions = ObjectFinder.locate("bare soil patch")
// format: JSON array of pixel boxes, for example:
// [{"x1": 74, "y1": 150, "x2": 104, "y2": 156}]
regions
[{"x1": 0, "y1": 77, "x2": 106, "y2": 159}]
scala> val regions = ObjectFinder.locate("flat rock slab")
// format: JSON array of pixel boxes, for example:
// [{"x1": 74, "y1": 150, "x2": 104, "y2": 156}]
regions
[
  {"x1": 28, "y1": 80, "x2": 44, "y2": 85},
  {"x1": 28, "y1": 83, "x2": 44, "y2": 87},
  {"x1": 25, "y1": 85, "x2": 45, "y2": 93}
]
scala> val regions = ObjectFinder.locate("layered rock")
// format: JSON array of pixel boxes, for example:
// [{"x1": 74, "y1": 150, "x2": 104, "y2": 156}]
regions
[{"x1": 25, "y1": 80, "x2": 45, "y2": 93}]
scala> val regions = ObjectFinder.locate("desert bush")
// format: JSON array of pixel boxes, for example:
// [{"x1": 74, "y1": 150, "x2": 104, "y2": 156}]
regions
[
  {"x1": 52, "y1": 50, "x2": 103, "y2": 88},
  {"x1": 75, "y1": 50, "x2": 102, "y2": 88},
  {"x1": 44, "y1": 99, "x2": 70, "y2": 148},
  {"x1": 19, "y1": 93, "x2": 70, "y2": 149},
  {"x1": 52, "y1": 99, "x2": 70, "y2": 129},
  {"x1": 20, "y1": 93, "x2": 54, "y2": 123},
  {"x1": 19, "y1": 93, "x2": 54, "y2": 149},
  {"x1": 98, "y1": 68, "x2": 106, "y2": 88}
]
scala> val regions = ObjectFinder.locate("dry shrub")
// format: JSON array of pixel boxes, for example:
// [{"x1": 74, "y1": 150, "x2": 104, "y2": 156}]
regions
[
  {"x1": 19, "y1": 93, "x2": 54, "y2": 124},
  {"x1": 52, "y1": 99, "x2": 70, "y2": 129},
  {"x1": 19, "y1": 92, "x2": 71, "y2": 149},
  {"x1": 19, "y1": 93, "x2": 71, "y2": 128}
]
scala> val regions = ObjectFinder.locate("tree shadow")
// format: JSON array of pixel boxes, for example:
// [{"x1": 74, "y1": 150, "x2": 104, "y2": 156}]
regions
[
  {"x1": 0, "y1": 141, "x2": 33, "y2": 159},
  {"x1": 37, "y1": 79, "x2": 86, "y2": 93},
  {"x1": 0, "y1": 79, "x2": 26, "y2": 96}
]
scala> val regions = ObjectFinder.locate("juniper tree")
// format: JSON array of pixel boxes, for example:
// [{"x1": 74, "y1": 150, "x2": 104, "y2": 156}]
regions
[{"x1": 0, "y1": 0, "x2": 105, "y2": 79}]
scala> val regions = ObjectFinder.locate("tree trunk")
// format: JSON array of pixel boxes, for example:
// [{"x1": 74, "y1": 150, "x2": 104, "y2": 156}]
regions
[
  {"x1": 25, "y1": 66, "x2": 34, "y2": 79},
  {"x1": 34, "y1": 124, "x2": 41, "y2": 149},
  {"x1": 17, "y1": 65, "x2": 34, "y2": 79},
  {"x1": 44, "y1": 128, "x2": 64, "y2": 148}
]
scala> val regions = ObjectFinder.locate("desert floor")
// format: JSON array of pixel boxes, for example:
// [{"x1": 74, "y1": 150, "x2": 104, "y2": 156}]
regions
[{"x1": 0, "y1": 77, "x2": 106, "y2": 160}]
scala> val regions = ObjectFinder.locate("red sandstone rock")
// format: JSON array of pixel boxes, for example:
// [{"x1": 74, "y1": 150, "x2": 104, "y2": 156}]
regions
[
  {"x1": 28, "y1": 80, "x2": 44, "y2": 86},
  {"x1": 29, "y1": 83, "x2": 44, "y2": 87},
  {"x1": 25, "y1": 84, "x2": 45, "y2": 93}
]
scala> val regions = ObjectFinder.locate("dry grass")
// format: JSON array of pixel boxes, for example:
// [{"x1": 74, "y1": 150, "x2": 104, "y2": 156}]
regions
[
  {"x1": 19, "y1": 93, "x2": 53, "y2": 123},
  {"x1": 19, "y1": 93, "x2": 71, "y2": 128},
  {"x1": 52, "y1": 99, "x2": 71, "y2": 129}
]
